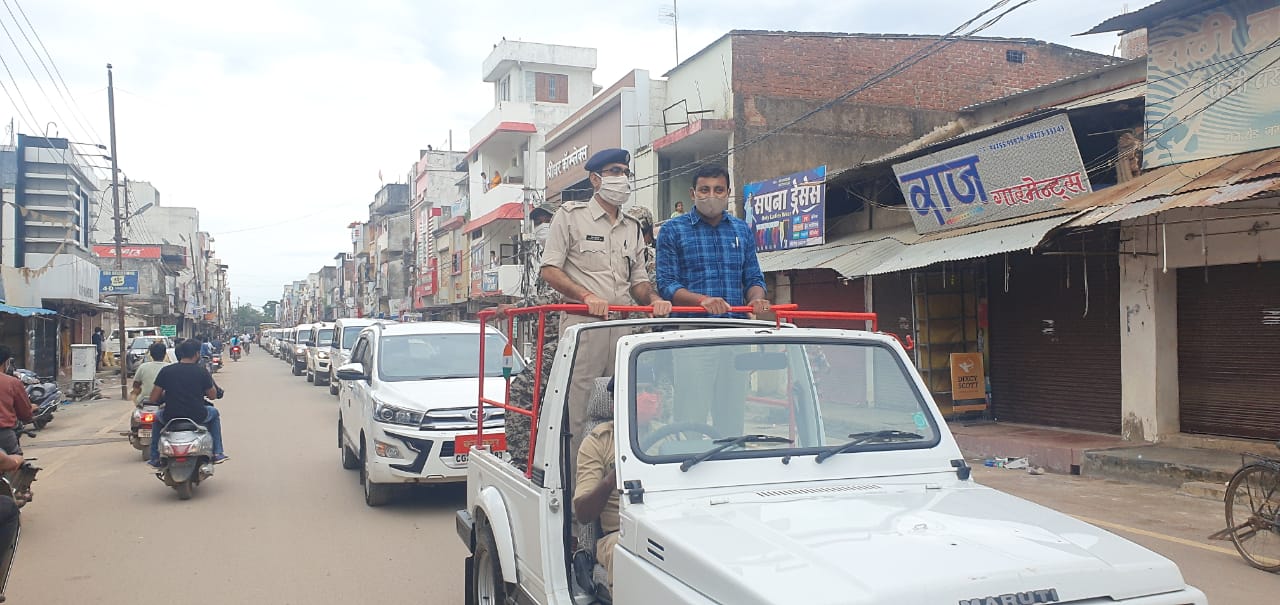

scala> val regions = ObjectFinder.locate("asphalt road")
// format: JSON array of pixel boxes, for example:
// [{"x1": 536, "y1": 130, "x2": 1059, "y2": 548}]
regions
[
  {"x1": 8, "y1": 351, "x2": 467, "y2": 604},
  {"x1": 9, "y1": 350, "x2": 1280, "y2": 604}
]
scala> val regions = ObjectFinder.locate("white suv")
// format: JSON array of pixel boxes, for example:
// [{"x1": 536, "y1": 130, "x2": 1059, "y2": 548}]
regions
[
  {"x1": 305, "y1": 322, "x2": 336, "y2": 387},
  {"x1": 335, "y1": 321, "x2": 518, "y2": 506},
  {"x1": 328, "y1": 318, "x2": 390, "y2": 396}
]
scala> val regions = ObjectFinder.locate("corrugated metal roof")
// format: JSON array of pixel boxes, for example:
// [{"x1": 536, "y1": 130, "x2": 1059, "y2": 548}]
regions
[
  {"x1": 1063, "y1": 148, "x2": 1280, "y2": 226},
  {"x1": 868, "y1": 214, "x2": 1074, "y2": 275},
  {"x1": 0, "y1": 303, "x2": 54, "y2": 317},
  {"x1": 829, "y1": 84, "x2": 1145, "y2": 186},
  {"x1": 757, "y1": 224, "x2": 919, "y2": 277},
  {"x1": 1079, "y1": 0, "x2": 1224, "y2": 35}
]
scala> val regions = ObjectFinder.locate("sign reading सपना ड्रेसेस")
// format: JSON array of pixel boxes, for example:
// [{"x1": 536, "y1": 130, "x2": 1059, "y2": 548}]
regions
[
  {"x1": 892, "y1": 113, "x2": 1092, "y2": 234},
  {"x1": 743, "y1": 166, "x2": 826, "y2": 253}
]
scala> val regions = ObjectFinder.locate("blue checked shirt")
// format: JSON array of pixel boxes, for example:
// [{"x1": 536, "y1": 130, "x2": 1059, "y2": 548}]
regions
[{"x1": 656, "y1": 210, "x2": 766, "y2": 317}]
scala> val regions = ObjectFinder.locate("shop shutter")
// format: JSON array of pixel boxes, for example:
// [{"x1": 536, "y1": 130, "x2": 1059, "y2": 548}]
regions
[
  {"x1": 1177, "y1": 262, "x2": 1280, "y2": 440},
  {"x1": 988, "y1": 252, "x2": 1122, "y2": 433},
  {"x1": 789, "y1": 270, "x2": 867, "y2": 406}
]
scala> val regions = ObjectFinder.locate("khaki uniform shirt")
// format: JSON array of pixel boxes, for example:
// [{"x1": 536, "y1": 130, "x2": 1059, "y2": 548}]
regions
[
  {"x1": 541, "y1": 199, "x2": 649, "y2": 306},
  {"x1": 574, "y1": 421, "x2": 619, "y2": 534}
]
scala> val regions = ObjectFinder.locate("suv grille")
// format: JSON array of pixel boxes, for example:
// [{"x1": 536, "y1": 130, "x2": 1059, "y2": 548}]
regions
[{"x1": 419, "y1": 406, "x2": 505, "y2": 431}]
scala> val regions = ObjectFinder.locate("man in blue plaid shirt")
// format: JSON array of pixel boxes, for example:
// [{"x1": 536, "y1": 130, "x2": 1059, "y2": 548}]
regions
[
  {"x1": 655, "y1": 163, "x2": 772, "y2": 435},
  {"x1": 656, "y1": 163, "x2": 770, "y2": 318}
]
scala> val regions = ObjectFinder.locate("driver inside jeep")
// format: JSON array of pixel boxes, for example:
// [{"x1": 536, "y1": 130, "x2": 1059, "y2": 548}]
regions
[{"x1": 573, "y1": 380, "x2": 663, "y2": 593}]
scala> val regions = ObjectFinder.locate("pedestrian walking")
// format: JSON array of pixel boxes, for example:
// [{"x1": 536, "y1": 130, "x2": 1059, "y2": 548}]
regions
[{"x1": 92, "y1": 327, "x2": 104, "y2": 371}]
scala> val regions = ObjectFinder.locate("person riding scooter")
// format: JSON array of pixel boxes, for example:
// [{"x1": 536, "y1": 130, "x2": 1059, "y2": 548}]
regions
[
  {"x1": 0, "y1": 347, "x2": 33, "y2": 456},
  {"x1": 147, "y1": 340, "x2": 229, "y2": 467}
]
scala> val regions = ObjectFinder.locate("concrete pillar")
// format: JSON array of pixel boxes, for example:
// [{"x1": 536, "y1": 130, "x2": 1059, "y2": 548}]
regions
[{"x1": 1118, "y1": 252, "x2": 1179, "y2": 442}]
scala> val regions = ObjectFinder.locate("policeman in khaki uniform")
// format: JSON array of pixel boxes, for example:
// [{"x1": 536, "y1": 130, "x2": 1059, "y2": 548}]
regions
[{"x1": 540, "y1": 148, "x2": 671, "y2": 461}]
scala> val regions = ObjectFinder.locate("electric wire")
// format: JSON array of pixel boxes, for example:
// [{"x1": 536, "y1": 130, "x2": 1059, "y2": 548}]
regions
[
  {"x1": 630, "y1": 0, "x2": 1042, "y2": 192},
  {"x1": 7, "y1": 0, "x2": 104, "y2": 144},
  {"x1": 0, "y1": 1, "x2": 90, "y2": 147}
]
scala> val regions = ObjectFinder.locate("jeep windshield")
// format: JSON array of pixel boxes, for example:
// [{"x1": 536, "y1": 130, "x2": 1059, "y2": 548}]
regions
[
  {"x1": 630, "y1": 339, "x2": 939, "y2": 465},
  {"x1": 378, "y1": 333, "x2": 523, "y2": 381},
  {"x1": 316, "y1": 329, "x2": 334, "y2": 345}
]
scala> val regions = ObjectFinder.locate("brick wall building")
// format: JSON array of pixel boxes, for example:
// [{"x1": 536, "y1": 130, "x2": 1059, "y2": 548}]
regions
[{"x1": 643, "y1": 31, "x2": 1119, "y2": 218}]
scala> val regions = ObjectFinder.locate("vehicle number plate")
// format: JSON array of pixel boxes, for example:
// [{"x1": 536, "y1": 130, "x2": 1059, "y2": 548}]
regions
[
  {"x1": 454, "y1": 454, "x2": 468, "y2": 464},
  {"x1": 138, "y1": 429, "x2": 152, "y2": 438},
  {"x1": 454, "y1": 433, "x2": 507, "y2": 454}
]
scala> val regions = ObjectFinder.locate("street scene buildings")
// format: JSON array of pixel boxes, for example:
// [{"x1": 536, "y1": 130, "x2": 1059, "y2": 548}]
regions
[{"x1": 280, "y1": 1, "x2": 1280, "y2": 447}]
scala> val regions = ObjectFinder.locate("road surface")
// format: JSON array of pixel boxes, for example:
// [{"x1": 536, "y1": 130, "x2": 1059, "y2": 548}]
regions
[{"x1": 8, "y1": 352, "x2": 1279, "y2": 603}]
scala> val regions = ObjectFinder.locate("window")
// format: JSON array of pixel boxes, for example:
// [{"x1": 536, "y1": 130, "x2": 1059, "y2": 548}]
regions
[
  {"x1": 451, "y1": 252, "x2": 462, "y2": 275},
  {"x1": 497, "y1": 75, "x2": 510, "y2": 102},
  {"x1": 535, "y1": 72, "x2": 568, "y2": 103},
  {"x1": 1006, "y1": 49, "x2": 1025, "y2": 64}
]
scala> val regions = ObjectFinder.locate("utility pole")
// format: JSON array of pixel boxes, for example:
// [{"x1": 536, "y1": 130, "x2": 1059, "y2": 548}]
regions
[{"x1": 108, "y1": 63, "x2": 127, "y2": 401}]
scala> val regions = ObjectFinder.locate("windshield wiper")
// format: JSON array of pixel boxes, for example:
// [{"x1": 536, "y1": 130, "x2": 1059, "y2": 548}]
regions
[
  {"x1": 680, "y1": 434, "x2": 793, "y2": 472},
  {"x1": 814, "y1": 430, "x2": 924, "y2": 464}
]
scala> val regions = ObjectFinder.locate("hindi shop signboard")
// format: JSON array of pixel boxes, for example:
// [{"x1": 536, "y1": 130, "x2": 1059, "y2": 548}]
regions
[
  {"x1": 742, "y1": 165, "x2": 827, "y2": 252},
  {"x1": 99, "y1": 270, "x2": 139, "y2": 295},
  {"x1": 892, "y1": 114, "x2": 1093, "y2": 234},
  {"x1": 92, "y1": 244, "x2": 162, "y2": 259},
  {"x1": 1144, "y1": 2, "x2": 1280, "y2": 169}
]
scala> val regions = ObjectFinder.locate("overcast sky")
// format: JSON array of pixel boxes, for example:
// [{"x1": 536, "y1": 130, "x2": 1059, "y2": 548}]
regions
[{"x1": 5, "y1": 0, "x2": 1148, "y2": 306}]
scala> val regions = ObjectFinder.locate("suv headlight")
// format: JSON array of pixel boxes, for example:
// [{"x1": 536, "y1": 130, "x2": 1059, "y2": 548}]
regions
[
  {"x1": 317, "y1": 351, "x2": 329, "y2": 359},
  {"x1": 373, "y1": 399, "x2": 424, "y2": 427}
]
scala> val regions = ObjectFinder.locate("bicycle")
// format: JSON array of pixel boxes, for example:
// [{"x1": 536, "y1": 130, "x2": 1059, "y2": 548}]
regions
[{"x1": 1216, "y1": 441, "x2": 1280, "y2": 572}]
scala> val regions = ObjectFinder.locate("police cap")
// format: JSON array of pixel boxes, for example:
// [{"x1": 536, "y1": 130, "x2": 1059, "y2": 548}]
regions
[{"x1": 584, "y1": 148, "x2": 630, "y2": 173}]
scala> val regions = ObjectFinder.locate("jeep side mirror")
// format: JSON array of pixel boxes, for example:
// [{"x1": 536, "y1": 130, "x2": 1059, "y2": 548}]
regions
[{"x1": 335, "y1": 362, "x2": 366, "y2": 381}]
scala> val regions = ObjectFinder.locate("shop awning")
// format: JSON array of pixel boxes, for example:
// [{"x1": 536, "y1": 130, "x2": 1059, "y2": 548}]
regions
[
  {"x1": 1063, "y1": 148, "x2": 1280, "y2": 227},
  {"x1": 757, "y1": 224, "x2": 919, "y2": 278},
  {"x1": 0, "y1": 303, "x2": 55, "y2": 317},
  {"x1": 465, "y1": 202, "x2": 524, "y2": 234},
  {"x1": 868, "y1": 214, "x2": 1076, "y2": 275}
]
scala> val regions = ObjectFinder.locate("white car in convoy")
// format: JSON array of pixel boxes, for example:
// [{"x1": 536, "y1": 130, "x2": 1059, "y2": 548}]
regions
[
  {"x1": 328, "y1": 318, "x2": 390, "y2": 396},
  {"x1": 335, "y1": 321, "x2": 516, "y2": 506},
  {"x1": 304, "y1": 322, "x2": 335, "y2": 386},
  {"x1": 456, "y1": 316, "x2": 1208, "y2": 605},
  {"x1": 289, "y1": 323, "x2": 314, "y2": 376}
]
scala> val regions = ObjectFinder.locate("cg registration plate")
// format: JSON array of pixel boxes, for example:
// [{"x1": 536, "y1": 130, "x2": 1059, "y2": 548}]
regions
[
  {"x1": 138, "y1": 429, "x2": 152, "y2": 438},
  {"x1": 453, "y1": 433, "x2": 507, "y2": 464}
]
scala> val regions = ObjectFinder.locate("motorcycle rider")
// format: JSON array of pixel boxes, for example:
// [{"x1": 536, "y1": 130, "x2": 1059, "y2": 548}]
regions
[
  {"x1": 147, "y1": 339, "x2": 229, "y2": 467},
  {"x1": 0, "y1": 448, "x2": 25, "y2": 602},
  {"x1": 130, "y1": 342, "x2": 171, "y2": 404},
  {"x1": 0, "y1": 347, "x2": 33, "y2": 456}
]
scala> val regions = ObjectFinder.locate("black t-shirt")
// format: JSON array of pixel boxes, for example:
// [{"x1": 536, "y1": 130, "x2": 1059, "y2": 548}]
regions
[{"x1": 153, "y1": 362, "x2": 214, "y2": 422}]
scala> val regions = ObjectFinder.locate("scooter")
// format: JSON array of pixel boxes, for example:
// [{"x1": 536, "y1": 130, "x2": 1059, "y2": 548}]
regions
[
  {"x1": 229, "y1": 345, "x2": 241, "y2": 362},
  {"x1": 129, "y1": 400, "x2": 161, "y2": 460},
  {"x1": 13, "y1": 370, "x2": 59, "y2": 430},
  {"x1": 0, "y1": 452, "x2": 36, "y2": 602},
  {"x1": 2, "y1": 425, "x2": 39, "y2": 509},
  {"x1": 154, "y1": 418, "x2": 215, "y2": 500},
  {"x1": 209, "y1": 354, "x2": 223, "y2": 373}
]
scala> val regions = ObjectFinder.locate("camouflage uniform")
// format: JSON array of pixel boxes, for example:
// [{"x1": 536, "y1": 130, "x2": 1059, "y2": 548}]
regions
[{"x1": 505, "y1": 232, "x2": 562, "y2": 474}]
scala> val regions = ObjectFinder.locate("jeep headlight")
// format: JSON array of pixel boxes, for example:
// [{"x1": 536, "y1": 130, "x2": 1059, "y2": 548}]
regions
[
  {"x1": 373, "y1": 399, "x2": 424, "y2": 427},
  {"x1": 317, "y1": 351, "x2": 329, "y2": 359}
]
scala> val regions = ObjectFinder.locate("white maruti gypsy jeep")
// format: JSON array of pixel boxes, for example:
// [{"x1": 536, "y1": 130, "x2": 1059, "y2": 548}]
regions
[{"x1": 456, "y1": 310, "x2": 1207, "y2": 605}]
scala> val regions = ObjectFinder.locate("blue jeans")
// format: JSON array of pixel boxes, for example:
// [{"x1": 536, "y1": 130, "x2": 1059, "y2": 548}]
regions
[{"x1": 150, "y1": 407, "x2": 225, "y2": 462}]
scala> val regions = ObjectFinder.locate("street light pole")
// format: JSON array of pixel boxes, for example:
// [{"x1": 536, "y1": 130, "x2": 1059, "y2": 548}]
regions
[{"x1": 108, "y1": 63, "x2": 127, "y2": 401}]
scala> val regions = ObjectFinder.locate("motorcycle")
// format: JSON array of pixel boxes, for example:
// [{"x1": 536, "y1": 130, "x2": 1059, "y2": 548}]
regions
[
  {"x1": 129, "y1": 400, "x2": 162, "y2": 460},
  {"x1": 13, "y1": 370, "x2": 59, "y2": 430},
  {"x1": 154, "y1": 418, "x2": 215, "y2": 500},
  {"x1": 2, "y1": 425, "x2": 39, "y2": 509},
  {"x1": 229, "y1": 345, "x2": 241, "y2": 362},
  {"x1": 210, "y1": 354, "x2": 223, "y2": 373}
]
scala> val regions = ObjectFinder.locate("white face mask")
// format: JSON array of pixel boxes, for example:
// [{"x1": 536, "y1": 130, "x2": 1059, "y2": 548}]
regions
[
  {"x1": 694, "y1": 195, "x2": 730, "y2": 218},
  {"x1": 596, "y1": 175, "x2": 631, "y2": 206},
  {"x1": 533, "y1": 223, "x2": 551, "y2": 243}
]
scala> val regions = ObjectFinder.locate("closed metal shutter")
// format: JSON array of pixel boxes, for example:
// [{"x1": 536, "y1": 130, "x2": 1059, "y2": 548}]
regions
[
  {"x1": 1178, "y1": 262, "x2": 1280, "y2": 440},
  {"x1": 790, "y1": 269, "x2": 867, "y2": 406},
  {"x1": 988, "y1": 251, "x2": 1122, "y2": 434}
]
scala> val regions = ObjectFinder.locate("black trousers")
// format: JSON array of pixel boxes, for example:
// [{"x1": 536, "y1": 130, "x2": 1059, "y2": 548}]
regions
[{"x1": 0, "y1": 430, "x2": 20, "y2": 456}]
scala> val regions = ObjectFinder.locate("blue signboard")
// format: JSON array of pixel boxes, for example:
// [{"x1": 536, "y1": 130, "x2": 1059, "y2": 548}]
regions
[
  {"x1": 1145, "y1": 1, "x2": 1280, "y2": 168},
  {"x1": 742, "y1": 166, "x2": 826, "y2": 253},
  {"x1": 99, "y1": 270, "x2": 139, "y2": 295}
]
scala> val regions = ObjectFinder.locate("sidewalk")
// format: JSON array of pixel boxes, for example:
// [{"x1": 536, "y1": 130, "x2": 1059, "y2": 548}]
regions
[{"x1": 947, "y1": 420, "x2": 1257, "y2": 500}]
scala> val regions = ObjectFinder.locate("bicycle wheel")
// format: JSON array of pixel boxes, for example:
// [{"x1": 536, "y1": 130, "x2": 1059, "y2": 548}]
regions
[{"x1": 1225, "y1": 463, "x2": 1280, "y2": 572}]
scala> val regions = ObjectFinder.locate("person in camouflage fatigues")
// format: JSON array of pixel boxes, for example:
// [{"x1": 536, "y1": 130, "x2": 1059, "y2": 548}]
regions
[{"x1": 502, "y1": 205, "x2": 560, "y2": 474}]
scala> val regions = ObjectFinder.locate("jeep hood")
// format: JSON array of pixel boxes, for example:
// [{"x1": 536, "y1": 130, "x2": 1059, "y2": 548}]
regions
[{"x1": 625, "y1": 483, "x2": 1190, "y2": 605}]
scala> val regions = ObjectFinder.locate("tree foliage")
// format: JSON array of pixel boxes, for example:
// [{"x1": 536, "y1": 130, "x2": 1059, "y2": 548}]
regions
[{"x1": 232, "y1": 303, "x2": 268, "y2": 332}]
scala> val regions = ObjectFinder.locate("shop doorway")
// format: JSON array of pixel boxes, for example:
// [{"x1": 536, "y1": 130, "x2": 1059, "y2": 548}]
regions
[{"x1": 911, "y1": 264, "x2": 987, "y2": 417}]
